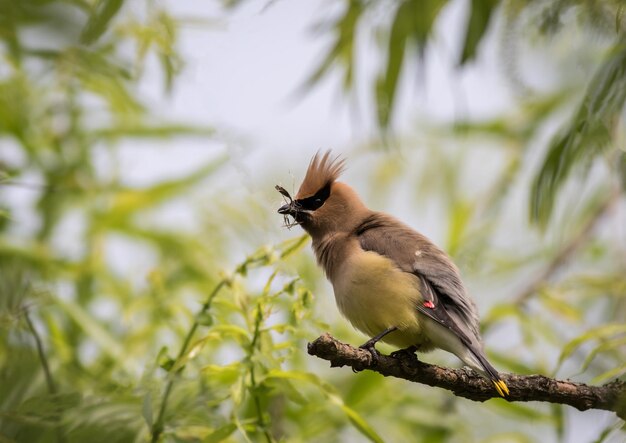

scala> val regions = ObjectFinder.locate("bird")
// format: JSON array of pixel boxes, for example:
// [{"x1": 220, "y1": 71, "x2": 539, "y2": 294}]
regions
[{"x1": 277, "y1": 151, "x2": 509, "y2": 397}]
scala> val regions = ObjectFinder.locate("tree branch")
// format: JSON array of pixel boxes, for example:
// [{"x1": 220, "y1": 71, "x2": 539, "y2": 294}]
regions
[{"x1": 307, "y1": 333, "x2": 626, "y2": 419}]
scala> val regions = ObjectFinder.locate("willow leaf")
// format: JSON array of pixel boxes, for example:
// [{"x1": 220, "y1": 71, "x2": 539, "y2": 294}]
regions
[
  {"x1": 81, "y1": 0, "x2": 125, "y2": 45},
  {"x1": 460, "y1": 0, "x2": 499, "y2": 65},
  {"x1": 531, "y1": 44, "x2": 626, "y2": 226},
  {"x1": 556, "y1": 323, "x2": 626, "y2": 372}
]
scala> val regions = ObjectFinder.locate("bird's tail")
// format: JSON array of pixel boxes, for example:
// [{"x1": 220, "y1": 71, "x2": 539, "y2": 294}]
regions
[
  {"x1": 492, "y1": 378, "x2": 509, "y2": 397},
  {"x1": 464, "y1": 345, "x2": 509, "y2": 397}
]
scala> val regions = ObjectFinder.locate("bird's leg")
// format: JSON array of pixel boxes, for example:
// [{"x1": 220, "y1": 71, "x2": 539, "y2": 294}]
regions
[
  {"x1": 390, "y1": 345, "x2": 419, "y2": 361},
  {"x1": 355, "y1": 326, "x2": 398, "y2": 369}
]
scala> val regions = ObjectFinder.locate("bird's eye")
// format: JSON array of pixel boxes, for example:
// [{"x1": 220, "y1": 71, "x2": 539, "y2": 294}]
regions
[{"x1": 295, "y1": 183, "x2": 331, "y2": 211}]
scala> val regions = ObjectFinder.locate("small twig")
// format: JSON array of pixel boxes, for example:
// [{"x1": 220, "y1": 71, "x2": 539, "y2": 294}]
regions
[
  {"x1": 24, "y1": 312, "x2": 66, "y2": 443},
  {"x1": 25, "y1": 312, "x2": 57, "y2": 395},
  {"x1": 151, "y1": 280, "x2": 227, "y2": 443},
  {"x1": 248, "y1": 302, "x2": 273, "y2": 443},
  {"x1": 307, "y1": 333, "x2": 626, "y2": 419}
]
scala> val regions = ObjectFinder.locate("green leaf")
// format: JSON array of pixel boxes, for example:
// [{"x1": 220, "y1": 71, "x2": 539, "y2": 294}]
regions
[
  {"x1": 556, "y1": 323, "x2": 626, "y2": 371},
  {"x1": 343, "y1": 371, "x2": 384, "y2": 405},
  {"x1": 459, "y1": 0, "x2": 499, "y2": 65},
  {"x1": 376, "y1": 1, "x2": 410, "y2": 129},
  {"x1": 94, "y1": 123, "x2": 215, "y2": 140},
  {"x1": 592, "y1": 363, "x2": 626, "y2": 383},
  {"x1": 553, "y1": 403, "x2": 566, "y2": 442},
  {"x1": 78, "y1": 69, "x2": 142, "y2": 116},
  {"x1": 279, "y1": 234, "x2": 309, "y2": 258},
  {"x1": 539, "y1": 290, "x2": 582, "y2": 323},
  {"x1": 591, "y1": 422, "x2": 624, "y2": 443},
  {"x1": 264, "y1": 369, "x2": 326, "y2": 387},
  {"x1": 55, "y1": 298, "x2": 125, "y2": 363},
  {"x1": 531, "y1": 43, "x2": 626, "y2": 226},
  {"x1": 142, "y1": 391, "x2": 153, "y2": 427},
  {"x1": 203, "y1": 423, "x2": 238, "y2": 443},
  {"x1": 305, "y1": 0, "x2": 363, "y2": 91},
  {"x1": 262, "y1": 370, "x2": 310, "y2": 405},
  {"x1": 328, "y1": 394, "x2": 384, "y2": 443},
  {"x1": 376, "y1": 0, "x2": 448, "y2": 128},
  {"x1": 580, "y1": 336, "x2": 626, "y2": 373},
  {"x1": 482, "y1": 303, "x2": 523, "y2": 330},
  {"x1": 206, "y1": 324, "x2": 251, "y2": 345},
  {"x1": 230, "y1": 377, "x2": 245, "y2": 406},
  {"x1": 196, "y1": 312, "x2": 214, "y2": 327},
  {"x1": 81, "y1": 0, "x2": 125, "y2": 45},
  {"x1": 446, "y1": 198, "x2": 473, "y2": 257},
  {"x1": 281, "y1": 278, "x2": 298, "y2": 296},
  {"x1": 18, "y1": 392, "x2": 82, "y2": 417},
  {"x1": 483, "y1": 432, "x2": 535, "y2": 443},
  {"x1": 171, "y1": 337, "x2": 210, "y2": 373},
  {"x1": 267, "y1": 369, "x2": 383, "y2": 442},
  {"x1": 202, "y1": 363, "x2": 241, "y2": 385},
  {"x1": 488, "y1": 399, "x2": 552, "y2": 421},
  {"x1": 159, "y1": 358, "x2": 175, "y2": 372},
  {"x1": 103, "y1": 155, "x2": 227, "y2": 224}
]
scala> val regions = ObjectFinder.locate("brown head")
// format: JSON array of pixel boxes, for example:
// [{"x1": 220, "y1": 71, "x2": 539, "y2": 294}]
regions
[{"x1": 277, "y1": 152, "x2": 369, "y2": 238}]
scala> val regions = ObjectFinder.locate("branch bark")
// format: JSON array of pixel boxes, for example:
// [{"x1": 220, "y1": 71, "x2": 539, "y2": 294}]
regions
[{"x1": 307, "y1": 333, "x2": 626, "y2": 419}]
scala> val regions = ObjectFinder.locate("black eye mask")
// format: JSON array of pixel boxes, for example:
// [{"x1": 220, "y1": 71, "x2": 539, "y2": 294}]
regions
[{"x1": 295, "y1": 182, "x2": 331, "y2": 211}]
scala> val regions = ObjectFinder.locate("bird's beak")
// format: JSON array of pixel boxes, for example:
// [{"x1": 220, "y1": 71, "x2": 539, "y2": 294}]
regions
[{"x1": 278, "y1": 203, "x2": 295, "y2": 215}]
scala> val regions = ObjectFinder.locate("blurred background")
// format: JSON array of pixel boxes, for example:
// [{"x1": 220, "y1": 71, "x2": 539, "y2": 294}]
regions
[{"x1": 1, "y1": 0, "x2": 625, "y2": 442}]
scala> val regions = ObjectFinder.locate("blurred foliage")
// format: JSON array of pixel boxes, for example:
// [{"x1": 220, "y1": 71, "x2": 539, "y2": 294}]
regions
[
  {"x1": 1, "y1": 1, "x2": 625, "y2": 443},
  {"x1": 310, "y1": 0, "x2": 626, "y2": 227}
]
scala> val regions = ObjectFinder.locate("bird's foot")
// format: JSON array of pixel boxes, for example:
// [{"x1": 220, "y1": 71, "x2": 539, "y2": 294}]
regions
[
  {"x1": 352, "y1": 327, "x2": 398, "y2": 372},
  {"x1": 353, "y1": 340, "x2": 381, "y2": 372},
  {"x1": 390, "y1": 345, "x2": 418, "y2": 362}
]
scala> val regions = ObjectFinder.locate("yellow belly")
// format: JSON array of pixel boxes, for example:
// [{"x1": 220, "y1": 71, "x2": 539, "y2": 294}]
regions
[{"x1": 332, "y1": 250, "x2": 432, "y2": 349}]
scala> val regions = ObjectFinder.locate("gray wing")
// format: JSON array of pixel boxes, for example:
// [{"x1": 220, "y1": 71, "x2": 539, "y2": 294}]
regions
[{"x1": 356, "y1": 212, "x2": 481, "y2": 342}]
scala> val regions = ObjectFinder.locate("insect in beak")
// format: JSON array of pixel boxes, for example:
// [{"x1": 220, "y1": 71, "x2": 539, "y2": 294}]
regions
[{"x1": 275, "y1": 185, "x2": 300, "y2": 228}]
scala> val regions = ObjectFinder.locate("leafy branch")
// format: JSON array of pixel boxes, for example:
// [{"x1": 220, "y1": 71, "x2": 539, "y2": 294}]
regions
[
  {"x1": 150, "y1": 235, "x2": 309, "y2": 442},
  {"x1": 307, "y1": 333, "x2": 626, "y2": 419}
]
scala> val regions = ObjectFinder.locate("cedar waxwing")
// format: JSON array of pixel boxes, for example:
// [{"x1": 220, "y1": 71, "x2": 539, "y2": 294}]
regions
[{"x1": 277, "y1": 151, "x2": 509, "y2": 397}]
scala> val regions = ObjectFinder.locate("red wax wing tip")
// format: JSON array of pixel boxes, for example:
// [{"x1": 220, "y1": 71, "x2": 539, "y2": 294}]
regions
[{"x1": 423, "y1": 300, "x2": 435, "y2": 309}]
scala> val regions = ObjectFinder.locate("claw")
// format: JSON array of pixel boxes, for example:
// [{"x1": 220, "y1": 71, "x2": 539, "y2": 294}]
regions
[
  {"x1": 353, "y1": 326, "x2": 398, "y2": 370},
  {"x1": 358, "y1": 341, "x2": 380, "y2": 367},
  {"x1": 390, "y1": 345, "x2": 418, "y2": 361}
]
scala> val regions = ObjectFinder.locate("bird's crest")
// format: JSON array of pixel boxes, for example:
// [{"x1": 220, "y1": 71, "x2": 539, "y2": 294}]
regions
[{"x1": 297, "y1": 151, "x2": 345, "y2": 199}]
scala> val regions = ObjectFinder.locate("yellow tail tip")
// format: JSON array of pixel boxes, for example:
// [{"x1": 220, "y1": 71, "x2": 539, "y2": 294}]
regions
[{"x1": 493, "y1": 379, "x2": 510, "y2": 397}]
